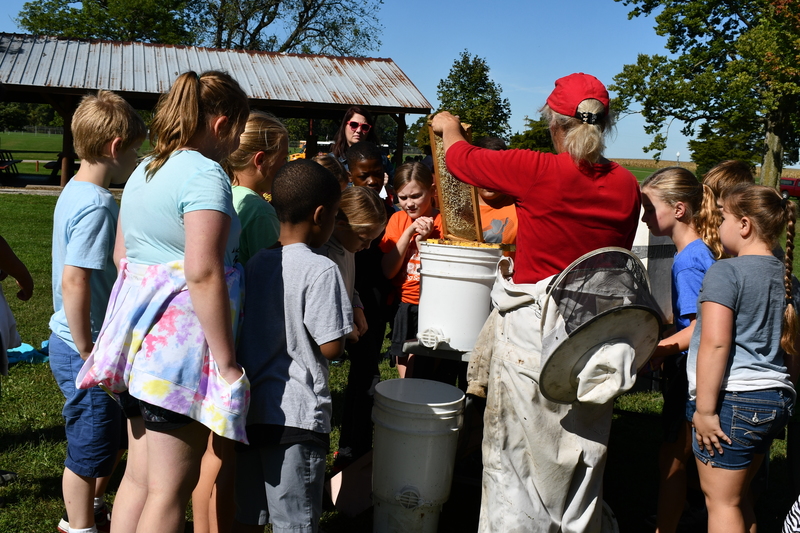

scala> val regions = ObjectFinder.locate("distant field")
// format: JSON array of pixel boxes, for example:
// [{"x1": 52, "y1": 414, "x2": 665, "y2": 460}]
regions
[
  {"x1": 614, "y1": 157, "x2": 800, "y2": 180},
  {"x1": 0, "y1": 131, "x2": 62, "y2": 160},
  {"x1": 1, "y1": 132, "x2": 156, "y2": 176}
]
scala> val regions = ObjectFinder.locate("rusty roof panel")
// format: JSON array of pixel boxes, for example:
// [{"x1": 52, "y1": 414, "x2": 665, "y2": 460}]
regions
[{"x1": 0, "y1": 34, "x2": 431, "y2": 112}]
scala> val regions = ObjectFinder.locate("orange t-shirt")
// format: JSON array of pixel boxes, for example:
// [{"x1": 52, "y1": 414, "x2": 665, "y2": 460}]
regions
[
  {"x1": 379, "y1": 210, "x2": 443, "y2": 304},
  {"x1": 479, "y1": 203, "x2": 518, "y2": 245}
]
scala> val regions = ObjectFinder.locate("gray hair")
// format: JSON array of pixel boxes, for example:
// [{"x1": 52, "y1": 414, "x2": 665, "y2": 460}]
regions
[{"x1": 540, "y1": 99, "x2": 614, "y2": 165}]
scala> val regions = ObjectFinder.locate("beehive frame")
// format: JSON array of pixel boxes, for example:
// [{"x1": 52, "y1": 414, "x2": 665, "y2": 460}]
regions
[{"x1": 427, "y1": 116, "x2": 483, "y2": 242}]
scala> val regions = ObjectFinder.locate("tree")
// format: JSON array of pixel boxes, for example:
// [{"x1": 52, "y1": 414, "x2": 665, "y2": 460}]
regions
[
  {"x1": 17, "y1": 0, "x2": 201, "y2": 44},
  {"x1": 18, "y1": 0, "x2": 383, "y2": 57},
  {"x1": 0, "y1": 103, "x2": 28, "y2": 132},
  {"x1": 203, "y1": 0, "x2": 383, "y2": 55},
  {"x1": 437, "y1": 50, "x2": 511, "y2": 141},
  {"x1": 688, "y1": 120, "x2": 763, "y2": 177},
  {"x1": 404, "y1": 116, "x2": 430, "y2": 152},
  {"x1": 508, "y1": 116, "x2": 554, "y2": 153},
  {"x1": 610, "y1": 0, "x2": 800, "y2": 187},
  {"x1": 374, "y1": 114, "x2": 397, "y2": 151}
]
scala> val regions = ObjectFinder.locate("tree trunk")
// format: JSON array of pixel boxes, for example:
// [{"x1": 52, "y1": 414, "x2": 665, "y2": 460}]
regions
[{"x1": 761, "y1": 111, "x2": 784, "y2": 189}]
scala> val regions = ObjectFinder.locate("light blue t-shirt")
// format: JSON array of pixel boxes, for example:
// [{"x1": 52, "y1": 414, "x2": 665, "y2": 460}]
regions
[
  {"x1": 121, "y1": 150, "x2": 240, "y2": 266},
  {"x1": 50, "y1": 180, "x2": 119, "y2": 351}
]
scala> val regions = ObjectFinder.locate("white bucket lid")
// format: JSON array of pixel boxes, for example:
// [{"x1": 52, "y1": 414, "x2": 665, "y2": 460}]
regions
[{"x1": 375, "y1": 379, "x2": 465, "y2": 415}]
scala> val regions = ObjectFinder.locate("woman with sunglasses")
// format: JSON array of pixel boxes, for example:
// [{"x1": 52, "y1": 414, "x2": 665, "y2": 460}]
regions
[
  {"x1": 331, "y1": 106, "x2": 395, "y2": 182},
  {"x1": 331, "y1": 106, "x2": 380, "y2": 166}
]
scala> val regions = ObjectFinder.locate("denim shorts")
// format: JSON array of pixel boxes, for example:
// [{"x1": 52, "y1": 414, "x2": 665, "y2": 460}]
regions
[
  {"x1": 48, "y1": 333, "x2": 123, "y2": 478},
  {"x1": 692, "y1": 389, "x2": 793, "y2": 470},
  {"x1": 234, "y1": 441, "x2": 327, "y2": 531}
]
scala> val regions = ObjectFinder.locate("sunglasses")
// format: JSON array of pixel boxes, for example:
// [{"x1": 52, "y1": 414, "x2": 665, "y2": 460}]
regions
[{"x1": 348, "y1": 121, "x2": 372, "y2": 133}]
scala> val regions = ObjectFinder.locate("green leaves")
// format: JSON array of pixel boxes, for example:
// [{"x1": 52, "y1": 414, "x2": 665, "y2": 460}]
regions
[
  {"x1": 436, "y1": 50, "x2": 511, "y2": 141},
  {"x1": 508, "y1": 116, "x2": 554, "y2": 153},
  {"x1": 17, "y1": 0, "x2": 200, "y2": 44},
  {"x1": 611, "y1": 0, "x2": 800, "y2": 186},
  {"x1": 16, "y1": 0, "x2": 384, "y2": 56}
]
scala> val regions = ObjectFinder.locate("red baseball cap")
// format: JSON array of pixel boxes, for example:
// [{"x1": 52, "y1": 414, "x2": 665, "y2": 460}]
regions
[{"x1": 546, "y1": 73, "x2": 609, "y2": 117}]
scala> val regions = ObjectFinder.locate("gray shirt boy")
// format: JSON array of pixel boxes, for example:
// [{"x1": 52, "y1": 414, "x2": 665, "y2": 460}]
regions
[{"x1": 237, "y1": 243, "x2": 353, "y2": 434}]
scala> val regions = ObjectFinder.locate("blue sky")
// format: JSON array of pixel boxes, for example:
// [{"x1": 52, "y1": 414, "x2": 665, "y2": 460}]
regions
[{"x1": 0, "y1": 0, "x2": 694, "y2": 160}]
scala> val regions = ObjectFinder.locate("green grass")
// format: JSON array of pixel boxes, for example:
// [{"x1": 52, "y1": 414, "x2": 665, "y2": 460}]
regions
[
  {"x1": 1, "y1": 193, "x2": 799, "y2": 532},
  {"x1": 627, "y1": 167, "x2": 658, "y2": 182},
  {"x1": 0, "y1": 132, "x2": 154, "y2": 178},
  {"x1": 0, "y1": 132, "x2": 63, "y2": 159}
]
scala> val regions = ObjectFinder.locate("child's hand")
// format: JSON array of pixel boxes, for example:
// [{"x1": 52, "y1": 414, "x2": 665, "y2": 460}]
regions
[
  {"x1": 692, "y1": 411, "x2": 731, "y2": 456},
  {"x1": 353, "y1": 307, "x2": 368, "y2": 337},
  {"x1": 412, "y1": 216, "x2": 435, "y2": 240},
  {"x1": 15, "y1": 277, "x2": 33, "y2": 301},
  {"x1": 218, "y1": 363, "x2": 244, "y2": 385},
  {"x1": 346, "y1": 328, "x2": 360, "y2": 343}
]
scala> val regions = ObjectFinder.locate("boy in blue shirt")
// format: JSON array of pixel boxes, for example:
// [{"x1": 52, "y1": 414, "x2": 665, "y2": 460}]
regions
[
  {"x1": 50, "y1": 90, "x2": 146, "y2": 533},
  {"x1": 233, "y1": 160, "x2": 351, "y2": 533}
]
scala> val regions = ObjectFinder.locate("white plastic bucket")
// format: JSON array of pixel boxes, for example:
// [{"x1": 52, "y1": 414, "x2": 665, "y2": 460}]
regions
[
  {"x1": 372, "y1": 378, "x2": 465, "y2": 533},
  {"x1": 417, "y1": 242, "x2": 503, "y2": 352}
]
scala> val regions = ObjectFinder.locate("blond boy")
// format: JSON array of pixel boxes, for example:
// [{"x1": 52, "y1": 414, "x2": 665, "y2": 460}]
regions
[{"x1": 50, "y1": 90, "x2": 145, "y2": 533}]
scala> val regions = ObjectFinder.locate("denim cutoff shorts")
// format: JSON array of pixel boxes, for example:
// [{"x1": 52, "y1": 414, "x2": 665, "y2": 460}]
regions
[
  {"x1": 692, "y1": 389, "x2": 792, "y2": 470},
  {"x1": 48, "y1": 333, "x2": 123, "y2": 478}
]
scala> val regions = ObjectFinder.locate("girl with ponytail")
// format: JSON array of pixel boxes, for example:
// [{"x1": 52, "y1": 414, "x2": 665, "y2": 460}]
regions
[
  {"x1": 640, "y1": 166, "x2": 721, "y2": 533},
  {"x1": 689, "y1": 184, "x2": 797, "y2": 533},
  {"x1": 82, "y1": 70, "x2": 250, "y2": 533}
]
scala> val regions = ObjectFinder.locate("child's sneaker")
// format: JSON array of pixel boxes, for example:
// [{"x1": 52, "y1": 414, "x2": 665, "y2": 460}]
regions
[{"x1": 56, "y1": 503, "x2": 111, "y2": 533}]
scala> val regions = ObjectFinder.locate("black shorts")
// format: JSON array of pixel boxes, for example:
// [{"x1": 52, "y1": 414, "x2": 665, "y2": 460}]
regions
[
  {"x1": 389, "y1": 302, "x2": 418, "y2": 358},
  {"x1": 138, "y1": 400, "x2": 194, "y2": 432}
]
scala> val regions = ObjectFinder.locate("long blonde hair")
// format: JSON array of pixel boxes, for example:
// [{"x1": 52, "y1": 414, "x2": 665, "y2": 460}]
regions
[
  {"x1": 723, "y1": 184, "x2": 798, "y2": 356},
  {"x1": 540, "y1": 99, "x2": 614, "y2": 165},
  {"x1": 222, "y1": 111, "x2": 288, "y2": 184},
  {"x1": 146, "y1": 70, "x2": 249, "y2": 179},
  {"x1": 642, "y1": 167, "x2": 723, "y2": 259}
]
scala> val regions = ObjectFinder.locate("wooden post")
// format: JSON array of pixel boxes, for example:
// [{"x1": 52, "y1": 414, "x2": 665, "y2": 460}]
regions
[
  {"x1": 42, "y1": 93, "x2": 76, "y2": 186},
  {"x1": 60, "y1": 113, "x2": 74, "y2": 187},
  {"x1": 305, "y1": 118, "x2": 319, "y2": 159},
  {"x1": 393, "y1": 113, "x2": 406, "y2": 168}
]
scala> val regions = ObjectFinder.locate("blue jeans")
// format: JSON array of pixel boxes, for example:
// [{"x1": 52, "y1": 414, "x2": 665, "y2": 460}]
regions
[
  {"x1": 48, "y1": 333, "x2": 123, "y2": 477},
  {"x1": 692, "y1": 389, "x2": 792, "y2": 470}
]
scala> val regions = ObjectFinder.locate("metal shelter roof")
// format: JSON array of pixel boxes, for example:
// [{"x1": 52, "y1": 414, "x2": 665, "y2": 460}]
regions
[{"x1": 0, "y1": 33, "x2": 432, "y2": 118}]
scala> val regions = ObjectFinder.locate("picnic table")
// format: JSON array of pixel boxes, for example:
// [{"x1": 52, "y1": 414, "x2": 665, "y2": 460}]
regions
[
  {"x1": 44, "y1": 153, "x2": 80, "y2": 181},
  {"x1": 0, "y1": 150, "x2": 22, "y2": 176}
]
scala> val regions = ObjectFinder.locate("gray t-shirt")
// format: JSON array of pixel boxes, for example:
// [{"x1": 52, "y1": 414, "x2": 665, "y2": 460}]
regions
[
  {"x1": 687, "y1": 255, "x2": 795, "y2": 400},
  {"x1": 237, "y1": 243, "x2": 353, "y2": 433}
]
